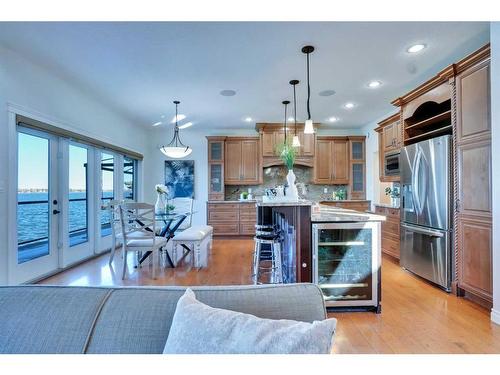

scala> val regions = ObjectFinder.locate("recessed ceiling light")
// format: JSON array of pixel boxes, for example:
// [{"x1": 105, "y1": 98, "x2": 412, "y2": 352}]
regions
[
  {"x1": 178, "y1": 121, "x2": 193, "y2": 130},
  {"x1": 244, "y1": 117, "x2": 253, "y2": 122},
  {"x1": 319, "y1": 89, "x2": 336, "y2": 97},
  {"x1": 407, "y1": 44, "x2": 426, "y2": 54},
  {"x1": 152, "y1": 121, "x2": 162, "y2": 127},
  {"x1": 171, "y1": 114, "x2": 186, "y2": 123},
  {"x1": 220, "y1": 89, "x2": 237, "y2": 96},
  {"x1": 344, "y1": 102, "x2": 356, "y2": 109},
  {"x1": 328, "y1": 117, "x2": 339, "y2": 123},
  {"x1": 368, "y1": 80, "x2": 382, "y2": 88}
]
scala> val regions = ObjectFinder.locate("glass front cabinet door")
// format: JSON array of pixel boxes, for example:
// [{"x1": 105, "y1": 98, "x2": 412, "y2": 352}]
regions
[
  {"x1": 312, "y1": 222, "x2": 380, "y2": 311},
  {"x1": 207, "y1": 137, "x2": 226, "y2": 201}
]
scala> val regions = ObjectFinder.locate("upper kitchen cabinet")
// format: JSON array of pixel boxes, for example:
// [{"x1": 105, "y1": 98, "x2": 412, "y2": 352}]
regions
[
  {"x1": 224, "y1": 137, "x2": 262, "y2": 185},
  {"x1": 313, "y1": 136, "x2": 349, "y2": 185},
  {"x1": 375, "y1": 113, "x2": 401, "y2": 183},
  {"x1": 348, "y1": 136, "x2": 366, "y2": 200},
  {"x1": 256, "y1": 123, "x2": 317, "y2": 167},
  {"x1": 207, "y1": 136, "x2": 226, "y2": 200}
]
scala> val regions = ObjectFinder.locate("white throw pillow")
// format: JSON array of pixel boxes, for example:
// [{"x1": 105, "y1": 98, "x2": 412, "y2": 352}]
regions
[{"x1": 163, "y1": 288, "x2": 336, "y2": 354}]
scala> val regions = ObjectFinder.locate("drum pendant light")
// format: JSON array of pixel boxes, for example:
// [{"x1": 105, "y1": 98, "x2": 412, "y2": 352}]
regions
[
  {"x1": 159, "y1": 101, "x2": 192, "y2": 158},
  {"x1": 302, "y1": 45, "x2": 315, "y2": 134},
  {"x1": 290, "y1": 79, "x2": 301, "y2": 147}
]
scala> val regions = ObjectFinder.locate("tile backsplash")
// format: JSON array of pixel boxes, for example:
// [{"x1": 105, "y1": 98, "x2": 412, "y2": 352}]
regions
[{"x1": 224, "y1": 165, "x2": 347, "y2": 201}]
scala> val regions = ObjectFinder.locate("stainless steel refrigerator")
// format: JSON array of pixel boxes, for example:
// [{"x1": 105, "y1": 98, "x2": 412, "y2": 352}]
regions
[{"x1": 400, "y1": 135, "x2": 452, "y2": 291}]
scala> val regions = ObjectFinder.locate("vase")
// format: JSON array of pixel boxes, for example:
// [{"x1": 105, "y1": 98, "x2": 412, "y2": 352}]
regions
[
  {"x1": 286, "y1": 169, "x2": 299, "y2": 201},
  {"x1": 155, "y1": 193, "x2": 166, "y2": 214}
]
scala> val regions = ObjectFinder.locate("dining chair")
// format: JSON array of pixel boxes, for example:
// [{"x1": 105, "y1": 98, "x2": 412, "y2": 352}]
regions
[
  {"x1": 171, "y1": 197, "x2": 194, "y2": 231},
  {"x1": 106, "y1": 199, "x2": 123, "y2": 266},
  {"x1": 118, "y1": 202, "x2": 167, "y2": 279}
]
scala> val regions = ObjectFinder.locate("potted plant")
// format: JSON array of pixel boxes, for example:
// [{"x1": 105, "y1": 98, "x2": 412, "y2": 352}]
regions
[
  {"x1": 275, "y1": 141, "x2": 299, "y2": 201},
  {"x1": 385, "y1": 186, "x2": 400, "y2": 207}
]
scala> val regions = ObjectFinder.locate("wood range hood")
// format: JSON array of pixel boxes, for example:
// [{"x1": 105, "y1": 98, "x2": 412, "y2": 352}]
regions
[{"x1": 255, "y1": 122, "x2": 319, "y2": 169}]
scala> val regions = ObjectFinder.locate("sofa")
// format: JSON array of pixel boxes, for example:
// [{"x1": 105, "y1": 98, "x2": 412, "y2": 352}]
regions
[{"x1": 0, "y1": 283, "x2": 327, "y2": 354}]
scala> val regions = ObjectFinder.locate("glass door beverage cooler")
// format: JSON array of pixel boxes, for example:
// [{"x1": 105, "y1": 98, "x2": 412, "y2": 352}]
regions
[{"x1": 312, "y1": 222, "x2": 381, "y2": 312}]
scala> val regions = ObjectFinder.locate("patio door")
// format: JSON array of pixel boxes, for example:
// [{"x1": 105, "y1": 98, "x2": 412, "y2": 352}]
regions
[{"x1": 13, "y1": 127, "x2": 60, "y2": 284}]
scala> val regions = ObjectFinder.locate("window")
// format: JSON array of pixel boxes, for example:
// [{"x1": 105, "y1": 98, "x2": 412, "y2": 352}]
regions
[
  {"x1": 123, "y1": 156, "x2": 137, "y2": 201},
  {"x1": 100, "y1": 152, "x2": 114, "y2": 237},
  {"x1": 68, "y1": 144, "x2": 89, "y2": 246}
]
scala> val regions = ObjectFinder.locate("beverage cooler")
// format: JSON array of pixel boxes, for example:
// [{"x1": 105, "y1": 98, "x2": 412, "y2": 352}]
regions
[{"x1": 312, "y1": 222, "x2": 381, "y2": 312}]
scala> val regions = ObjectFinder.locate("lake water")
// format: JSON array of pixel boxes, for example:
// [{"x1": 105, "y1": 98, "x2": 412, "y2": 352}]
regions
[{"x1": 17, "y1": 191, "x2": 114, "y2": 245}]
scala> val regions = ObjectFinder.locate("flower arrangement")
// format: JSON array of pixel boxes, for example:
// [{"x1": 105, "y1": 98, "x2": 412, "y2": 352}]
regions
[
  {"x1": 156, "y1": 184, "x2": 169, "y2": 195},
  {"x1": 275, "y1": 140, "x2": 297, "y2": 170}
]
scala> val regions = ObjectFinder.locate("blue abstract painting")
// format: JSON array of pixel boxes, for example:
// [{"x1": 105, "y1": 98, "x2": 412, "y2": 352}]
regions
[{"x1": 164, "y1": 160, "x2": 194, "y2": 198}]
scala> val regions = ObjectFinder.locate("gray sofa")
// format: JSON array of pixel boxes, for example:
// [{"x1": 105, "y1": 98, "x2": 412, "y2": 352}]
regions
[{"x1": 0, "y1": 283, "x2": 327, "y2": 354}]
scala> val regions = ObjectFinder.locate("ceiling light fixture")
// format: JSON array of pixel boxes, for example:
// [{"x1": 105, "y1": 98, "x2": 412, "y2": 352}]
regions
[
  {"x1": 344, "y1": 102, "x2": 355, "y2": 109},
  {"x1": 407, "y1": 44, "x2": 426, "y2": 53},
  {"x1": 319, "y1": 89, "x2": 336, "y2": 97},
  {"x1": 220, "y1": 89, "x2": 237, "y2": 96},
  {"x1": 302, "y1": 45, "x2": 315, "y2": 134},
  {"x1": 290, "y1": 79, "x2": 301, "y2": 148},
  {"x1": 178, "y1": 121, "x2": 193, "y2": 130},
  {"x1": 328, "y1": 117, "x2": 339, "y2": 123},
  {"x1": 368, "y1": 80, "x2": 382, "y2": 88},
  {"x1": 244, "y1": 117, "x2": 253, "y2": 122},
  {"x1": 160, "y1": 100, "x2": 192, "y2": 159}
]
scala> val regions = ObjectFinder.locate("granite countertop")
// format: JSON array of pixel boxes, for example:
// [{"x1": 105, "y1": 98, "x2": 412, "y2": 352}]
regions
[
  {"x1": 320, "y1": 199, "x2": 371, "y2": 203},
  {"x1": 311, "y1": 204, "x2": 386, "y2": 222},
  {"x1": 256, "y1": 199, "x2": 314, "y2": 207},
  {"x1": 207, "y1": 200, "x2": 258, "y2": 204},
  {"x1": 374, "y1": 203, "x2": 400, "y2": 209}
]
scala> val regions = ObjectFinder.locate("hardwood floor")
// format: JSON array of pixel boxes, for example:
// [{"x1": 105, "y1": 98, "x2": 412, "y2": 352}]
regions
[{"x1": 39, "y1": 239, "x2": 500, "y2": 353}]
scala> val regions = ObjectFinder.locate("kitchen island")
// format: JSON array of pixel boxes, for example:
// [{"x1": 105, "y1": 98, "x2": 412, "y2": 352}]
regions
[{"x1": 257, "y1": 201, "x2": 385, "y2": 312}]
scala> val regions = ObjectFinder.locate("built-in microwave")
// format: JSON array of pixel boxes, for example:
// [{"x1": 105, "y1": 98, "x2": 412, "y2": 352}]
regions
[{"x1": 384, "y1": 151, "x2": 400, "y2": 176}]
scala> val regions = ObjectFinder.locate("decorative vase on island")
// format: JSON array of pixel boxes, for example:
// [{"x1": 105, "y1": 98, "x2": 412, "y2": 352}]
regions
[
  {"x1": 155, "y1": 193, "x2": 166, "y2": 214},
  {"x1": 286, "y1": 169, "x2": 299, "y2": 201}
]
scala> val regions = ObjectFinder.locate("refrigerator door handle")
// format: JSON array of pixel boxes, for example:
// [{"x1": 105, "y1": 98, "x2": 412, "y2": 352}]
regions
[
  {"x1": 401, "y1": 223, "x2": 444, "y2": 237},
  {"x1": 413, "y1": 148, "x2": 423, "y2": 215}
]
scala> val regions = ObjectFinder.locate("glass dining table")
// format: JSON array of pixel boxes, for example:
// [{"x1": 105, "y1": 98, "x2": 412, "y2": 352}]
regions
[{"x1": 136, "y1": 211, "x2": 196, "y2": 268}]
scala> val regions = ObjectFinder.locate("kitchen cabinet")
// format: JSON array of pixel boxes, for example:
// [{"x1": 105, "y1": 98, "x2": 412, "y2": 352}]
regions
[
  {"x1": 206, "y1": 137, "x2": 226, "y2": 201},
  {"x1": 455, "y1": 54, "x2": 492, "y2": 306},
  {"x1": 207, "y1": 202, "x2": 257, "y2": 236},
  {"x1": 256, "y1": 123, "x2": 316, "y2": 167},
  {"x1": 348, "y1": 136, "x2": 366, "y2": 200},
  {"x1": 313, "y1": 137, "x2": 349, "y2": 184},
  {"x1": 224, "y1": 137, "x2": 261, "y2": 185},
  {"x1": 375, "y1": 113, "x2": 401, "y2": 183},
  {"x1": 374, "y1": 205, "x2": 400, "y2": 260}
]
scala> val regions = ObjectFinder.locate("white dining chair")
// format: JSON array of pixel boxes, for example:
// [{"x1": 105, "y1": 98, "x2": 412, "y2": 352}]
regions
[
  {"x1": 118, "y1": 202, "x2": 167, "y2": 279},
  {"x1": 106, "y1": 199, "x2": 123, "y2": 266},
  {"x1": 171, "y1": 197, "x2": 194, "y2": 231}
]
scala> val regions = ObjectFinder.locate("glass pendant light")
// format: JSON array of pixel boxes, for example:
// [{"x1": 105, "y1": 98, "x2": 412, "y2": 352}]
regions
[
  {"x1": 159, "y1": 100, "x2": 192, "y2": 158},
  {"x1": 290, "y1": 79, "x2": 301, "y2": 147},
  {"x1": 302, "y1": 45, "x2": 315, "y2": 134}
]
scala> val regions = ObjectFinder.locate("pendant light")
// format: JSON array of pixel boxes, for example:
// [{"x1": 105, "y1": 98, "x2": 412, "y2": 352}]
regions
[
  {"x1": 159, "y1": 100, "x2": 192, "y2": 159},
  {"x1": 289, "y1": 79, "x2": 301, "y2": 147},
  {"x1": 302, "y1": 45, "x2": 315, "y2": 134},
  {"x1": 282, "y1": 100, "x2": 290, "y2": 142}
]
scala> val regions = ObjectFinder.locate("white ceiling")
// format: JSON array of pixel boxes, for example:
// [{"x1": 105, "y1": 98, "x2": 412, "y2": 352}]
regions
[{"x1": 0, "y1": 22, "x2": 490, "y2": 130}]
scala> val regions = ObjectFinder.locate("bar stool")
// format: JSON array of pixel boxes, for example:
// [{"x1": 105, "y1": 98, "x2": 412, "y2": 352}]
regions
[{"x1": 252, "y1": 225, "x2": 284, "y2": 285}]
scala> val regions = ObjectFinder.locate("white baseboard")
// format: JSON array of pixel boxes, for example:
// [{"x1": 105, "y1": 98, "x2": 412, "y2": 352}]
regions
[{"x1": 491, "y1": 309, "x2": 500, "y2": 325}]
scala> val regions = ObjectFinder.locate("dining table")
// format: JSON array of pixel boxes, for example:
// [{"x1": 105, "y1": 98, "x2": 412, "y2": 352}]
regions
[{"x1": 136, "y1": 211, "x2": 196, "y2": 268}]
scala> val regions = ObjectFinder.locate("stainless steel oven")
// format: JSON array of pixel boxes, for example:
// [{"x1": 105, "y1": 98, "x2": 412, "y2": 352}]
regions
[{"x1": 384, "y1": 151, "x2": 400, "y2": 176}]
